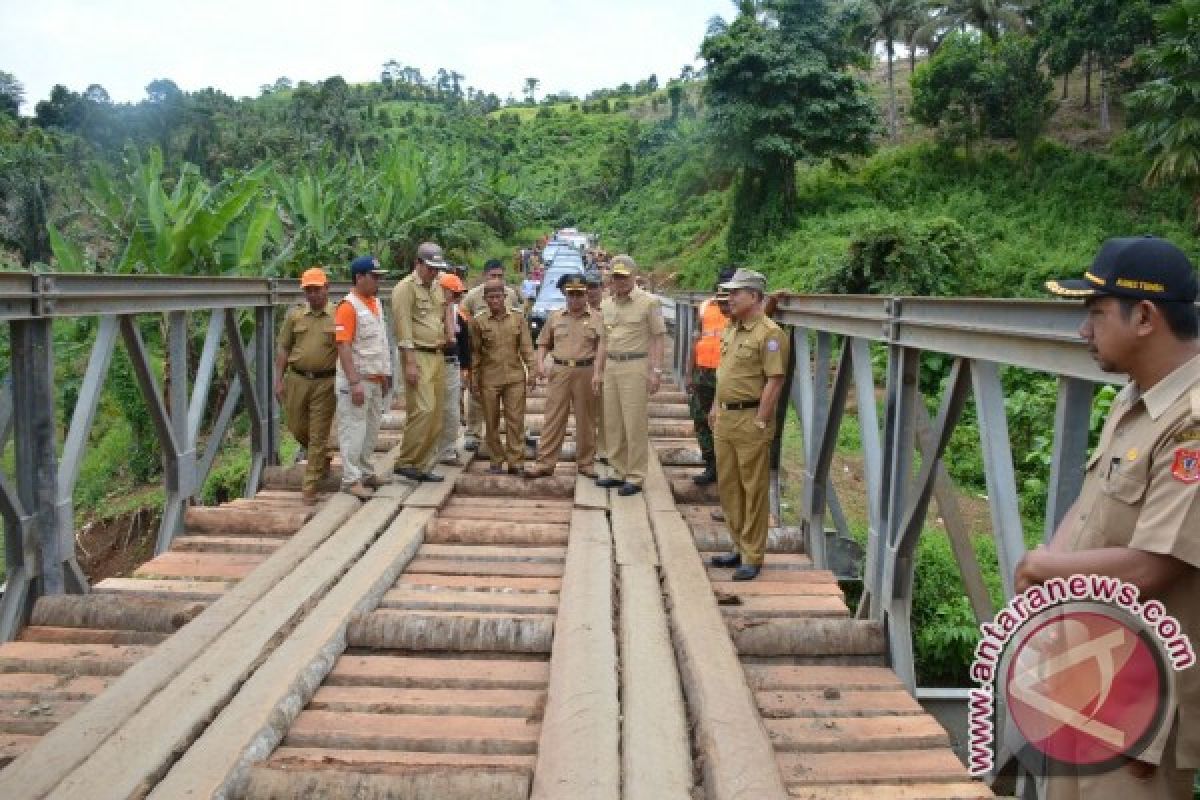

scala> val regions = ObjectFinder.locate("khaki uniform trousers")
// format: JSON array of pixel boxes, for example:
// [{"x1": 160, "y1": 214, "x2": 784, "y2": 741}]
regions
[
  {"x1": 466, "y1": 391, "x2": 484, "y2": 443},
  {"x1": 535, "y1": 365, "x2": 595, "y2": 471},
  {"x1": 436, "y1": 360, "x2": 463, "y2": 463},
  {"x1": 1043, "y1": 721, "x2": 1194, "y2": 800},
  {"x1": 714, "y1": 410, "x2": 773, "y2": 566},
  {"x1": 602, "y1": 357, "x2": 650, "y2": 486},
  {"x1": 283, "y1": 372, "x2": 336, "y2": 492},
  {"x1": 592, "y1": 381, "x2": 606, "y2": 459},
  {"x1": 396, "y1": 351, "x2": 445, "y2": 471},
  {"x1": 481, "y1": 382, "x2": 526, "y2": 468},
  {"x1": 337, "y1": 380, "x2": 385, "y2": 487}
]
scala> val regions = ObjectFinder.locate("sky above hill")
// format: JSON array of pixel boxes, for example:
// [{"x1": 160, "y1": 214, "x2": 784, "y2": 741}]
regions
[{"x1": 0, "y1": 0, "x2": 732, "y2": 111}]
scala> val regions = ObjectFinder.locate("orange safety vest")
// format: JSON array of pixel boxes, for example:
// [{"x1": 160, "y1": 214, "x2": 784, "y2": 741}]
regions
[{"x1": 694, "y1": 298, "x2": 727, "y2": 369}]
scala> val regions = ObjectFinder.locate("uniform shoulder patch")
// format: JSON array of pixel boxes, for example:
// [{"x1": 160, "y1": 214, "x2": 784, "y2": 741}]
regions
[
  {"x1": 1172, "y1": 447, "x2": 1200, "y2": 484},
  {"x1": 765, "y1": 338, "x2": 781, "y2": 353}
]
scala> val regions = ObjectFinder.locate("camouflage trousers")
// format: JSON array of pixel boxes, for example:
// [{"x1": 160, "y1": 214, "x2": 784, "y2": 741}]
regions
[{"x1": 688, "y1": 367, "x2": 717, "y2": 465}]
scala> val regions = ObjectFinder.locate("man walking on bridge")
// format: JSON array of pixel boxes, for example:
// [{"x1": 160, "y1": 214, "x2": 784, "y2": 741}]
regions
[
  {"x1": 526, "y1": 274, "x2": 601, "y2": 479},
  {"x1": 392, "y1": 242, "x2": 453, "y2": 483},
  {"x1": 470, "y1": 278, "x2": 536, "y2": 474},
  {"x1": 1017, "y1": 235, "x2": 1200, "y2": 799},
  {"x1": 593, "y1": 255, "x2": 667, "y2": 496},
  {"x1": 334, "y1": 256, "x2": 392, "y2": 500},
  {"x1": 708, "y1": 269, "x2": 788, "y2": 581},
  {"x1": 274, "y1": 267, "x2": 337, "y2": 505}
]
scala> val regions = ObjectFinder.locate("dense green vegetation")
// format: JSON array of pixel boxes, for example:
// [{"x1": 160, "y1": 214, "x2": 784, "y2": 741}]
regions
[{"x1": 3, "y1": 0, "x2": 1200, "y2": 692}]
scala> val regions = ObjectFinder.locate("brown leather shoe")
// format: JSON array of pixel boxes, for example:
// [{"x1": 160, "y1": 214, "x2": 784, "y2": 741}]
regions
[
  {"x1": 302, "y1": 489, "x2": 318, "y2": 506},
  {"x1": 710, "y1": 509, "x2": 725, "y2": 522},
  {"x1": 578, "y1": 465, "x2": 597, "y2": 478},
  {"x1": 345, "y1": 482, "x2": 373, "y2": 500},
  {"x1": 362, "y1": 475, "x2": 385, "y2": 489},
  {"x1": 523, "y1": 466, "x2": 554, "y2": 479}
]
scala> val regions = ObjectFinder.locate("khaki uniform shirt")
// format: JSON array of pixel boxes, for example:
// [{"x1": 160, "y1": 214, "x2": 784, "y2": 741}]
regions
[
  {"x1": 391, "y1": 273, "x2": 446, "y2": 350},
  {"x1": 539, "y1": 308, "x2": 601, "y2": 363},
  {"x1": 1062, "y1": 352, "x2": 1200, "y2": 767},
  {"x1": 715, "y1": 313, "x2": 788, "y2": 404},
  {"x1": 469, "y1": 309, "x2": 535, "y2": 387},
  {"x1": 600, "y1": 288, "x2": 666, "y2": 355},
  {"x1": 463, "y1": 284, "x2": 522, "y2": 319},
  {"x1": 278, "y1": 304, "x2": 337, "y2": 372}
]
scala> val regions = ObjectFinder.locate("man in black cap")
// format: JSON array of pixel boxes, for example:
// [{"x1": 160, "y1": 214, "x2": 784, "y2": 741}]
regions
[{"x1": 1017, "y1": 236, "x2": 1199, "y2": 799}]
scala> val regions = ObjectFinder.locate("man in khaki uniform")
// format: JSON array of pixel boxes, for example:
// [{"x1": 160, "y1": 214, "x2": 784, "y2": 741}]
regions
[
  {"x1": 708, "y1": 269, "x2": 788, "y2": 581},
  {"x1": 470, "y1": 278, "x2": 536, "y2": 474},
  {"x1": 273, "y1": 267, "x2": 337, "y2": 504},
  {"x1": 592, "y1": 255, "x2": 667, "y2": 496},
  {"x1": 392, "y1": 241, "x2": 453, "y2": 483},
  {"x1": 586, "y1": 273, "x2": 608, "y2": 463},
  {"x1": 526, "y1": 274, "x2": 601, "y2": 479},
  {"x1": 462, "y1": 259, "x2": 523, "y2": 451},
  {"x1": 334, "y1": 256, "x2": 392, "y2": 499},
  {"x1": 1016, "y1": 236, "x2": 1200, "y2": 799}
]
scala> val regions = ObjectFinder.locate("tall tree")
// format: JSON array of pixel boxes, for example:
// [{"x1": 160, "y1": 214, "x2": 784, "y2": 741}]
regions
[
  {"x1": 863, "y1": 0, "x2": 923, "y2": 138},
  {"x1": 523, "y1": 77, "x2": 540, "y2": 105},
  {"x1": 0, "y1": 71, "x2": 24, "y2": 117},
  {"x1": 1129, "y1": 0, "x2": 1200, "y2": 221},
  {"x1": 701, "y1": 0, "x2": 878, "y2": 255},
  {"x1": 919, "y1": 0, "x2": 1027, "y2": 42}
]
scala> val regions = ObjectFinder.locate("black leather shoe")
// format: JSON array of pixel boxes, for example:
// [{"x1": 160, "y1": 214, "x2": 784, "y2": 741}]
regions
[
  {"x1": 692, "y1": 465, "x2": 717, "y2": 485},
  {"x1": 394, "y1": 466, "x2": 424, "y2": 481},
  {"x1": 464, "y1": 440, "x2": 480, "y2": 452},
  {"x1": 732, "y1": 564, "x2": 761, "y2": 581},
  {"x1": 597, "y1": 456, "x2": 609, "y2": 465},
  {"x1": 710, "y1": 552, "x2": 741, "y2": 568},
  {"x1": 617, "y1": 483, "x2": 642, "y2": 496},
  {"x1": 421, "y1": 472, "x2": 445, "y2": 482},
  {"x1": 595, "y1": 477, "x2": 623, "y2": 488}
]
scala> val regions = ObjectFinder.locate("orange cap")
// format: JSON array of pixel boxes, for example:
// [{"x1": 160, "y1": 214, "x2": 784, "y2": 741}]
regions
[
  {"x1": 439, "y1": 272, "x2": 466, "y2": 293},
  {"x1": 300, "y1": 267, "x2": 328, "y2": 288}
]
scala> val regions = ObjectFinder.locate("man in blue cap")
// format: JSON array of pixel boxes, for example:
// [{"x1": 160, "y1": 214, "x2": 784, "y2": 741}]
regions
[{"x1": 334, "y1": 255, "x2": 391, "y2": 499}]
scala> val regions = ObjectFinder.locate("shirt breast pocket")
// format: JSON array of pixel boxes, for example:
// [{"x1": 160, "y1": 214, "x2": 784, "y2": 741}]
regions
[
  {"x1": 735, "y1": 343, "x2": 758, "y2": 361},
  {"x1": 292, "y1": 320, "x2": 310, "y2": 335}
]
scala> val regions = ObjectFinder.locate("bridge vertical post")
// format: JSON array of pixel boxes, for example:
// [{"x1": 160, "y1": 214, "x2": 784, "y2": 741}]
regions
[
  {"x1": 255, "y1": 303, "x2": 280, "y2": 470},
  {"x1": 153, "y1": 311, "x2": 193, "y2": 553},
  {"x1": 1044, "y1": 377, "x2": 1093, "y2": 543},
  {"x1": 10, "y1": 318, "x2": 64, "y2": 597}
]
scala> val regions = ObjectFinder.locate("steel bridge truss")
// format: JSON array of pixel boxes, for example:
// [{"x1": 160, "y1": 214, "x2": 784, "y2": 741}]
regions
[
  {"x1": 0, "y1": 274, "x2": 369, "y2": 641},
  {"x1": 663, "y1": 292, "x2": 1130, "y2": 690}
]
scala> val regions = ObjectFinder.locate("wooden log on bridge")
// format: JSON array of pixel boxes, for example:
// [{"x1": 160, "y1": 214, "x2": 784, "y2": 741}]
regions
[
  {"x1": 30, "y1": 595, "x2": 207, "y2": 634},
  {"x1": 453, "y1": 474, "x2": 574, "y2": 498},
  {"x1": 426, "y1": 519, "x2": 570, "y2": 547},
  {"x1": 731, "y1": 619, "x2": 886, "y2": 658},
  {"x1": 184, "y1": 506, "x2": 313, "y2": 537},
  {"x1": 243, "y1": 764, "x2": 532, "y2": 800},
  {"x1": 346, "y1": 610, "x2": 555, "y2": 654},
  {"x1": 261, "y1": 465, "x2": 342, "y2": 492}
]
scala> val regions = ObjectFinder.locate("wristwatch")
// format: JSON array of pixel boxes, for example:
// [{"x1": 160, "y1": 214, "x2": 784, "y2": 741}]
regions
[
  {"x1": 652, "y1": 368, "x2": 663, "y2": 374},
  {"x1": 754, "y1": 419, "x2": 767, "y2": 430}
]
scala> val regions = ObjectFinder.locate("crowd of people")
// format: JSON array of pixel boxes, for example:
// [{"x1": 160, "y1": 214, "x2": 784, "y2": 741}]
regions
[{"x1": 274, "y1": 242, "x2": 789, "y2": 582}]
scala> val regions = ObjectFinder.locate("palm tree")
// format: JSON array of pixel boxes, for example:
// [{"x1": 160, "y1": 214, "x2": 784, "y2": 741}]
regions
[
  {"x1": 1128, "y1": 0, "x2": 1200, "y2": 223},
  {"x1": 864, "y1": 0, "x2": 922, "y2": 138},
  {"x1": 932, "y1": 0, "x2": 1026, "y2": 40}
]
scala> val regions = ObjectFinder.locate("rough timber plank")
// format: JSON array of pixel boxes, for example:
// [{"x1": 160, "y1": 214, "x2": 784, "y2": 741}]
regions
[
  {"x1": 530, "y1": 508, "x2": 620, "y2": 800},
  {"x1": 620, "y1": 564, "x2": 692, "y2": 800},
  {"x1": 40, "y1": 495, "x2": 406, "y2": 800},
  {"x1": 149, "y1": 508, "x2": 433, "y2": 799},
  {"x1": 610, "y1": 493, "x2": 659, "y2": 567},
  {"x1": 574, "y1": 473, "x2": 609, "y2": 510},
  {"x1": 764, "y1": 715, "x2": 950, "y2": 752},
  {"x1": 326, "y1": 655, "x2": 550, "y2": 690},
  {"x1": 776, "y1": 748, "x2": 973, "y2": 787},
  {"x1": 651, "y1": 509, "x2": 788, "y2": 800}
]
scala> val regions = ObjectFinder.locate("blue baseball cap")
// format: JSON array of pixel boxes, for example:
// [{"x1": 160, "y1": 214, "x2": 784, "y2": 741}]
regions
[
  {"x1": 1047, "y1": 236, "x2": 1198, "y2": 303},
  {"x1": 349, "y1": 255, "x2": 386, "y2": 278}
]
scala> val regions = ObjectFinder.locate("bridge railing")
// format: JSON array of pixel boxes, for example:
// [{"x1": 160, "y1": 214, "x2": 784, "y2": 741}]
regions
[
  {"x1": 660, "y1": 291, "x2": 1127, "y2": 689},
  {"x1": 0, "y1": 273, "x2": 384, "y2": 641}
]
